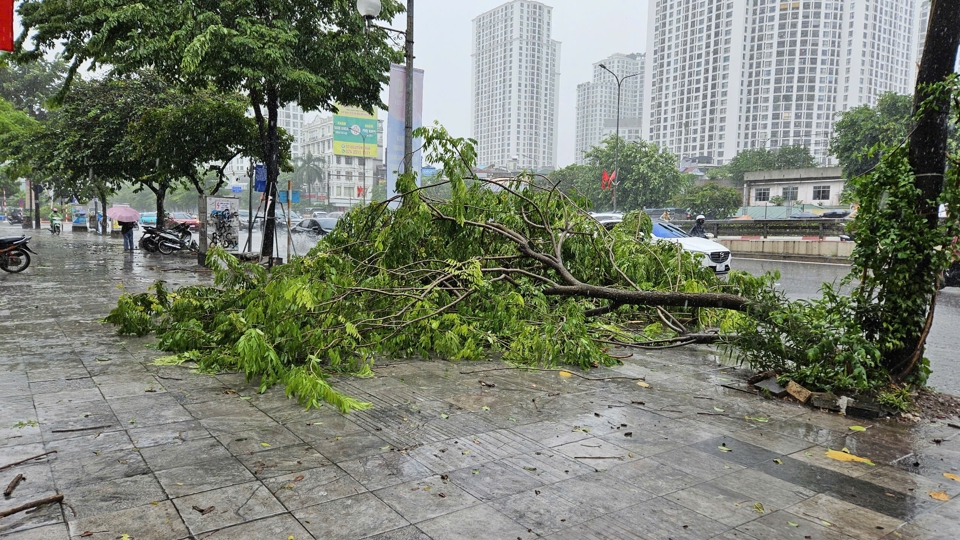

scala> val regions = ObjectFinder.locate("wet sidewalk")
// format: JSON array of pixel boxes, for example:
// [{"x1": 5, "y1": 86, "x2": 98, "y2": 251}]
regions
[{"x1": 1, "y1": 224, "x2": 959, "y2": 540}]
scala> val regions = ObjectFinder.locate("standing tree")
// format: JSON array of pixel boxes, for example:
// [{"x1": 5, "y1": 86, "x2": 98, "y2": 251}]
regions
[
  {"x1": 829, "y1": 93, "x2": 914, "y2": 180},
  {"x1": 0, "y1": 57, "x2": 68, "y2": 120},
  {"x1": 672, "y1": 182, "x2": 743, "y2": 219},
  {"x1": 292, "y1": 152, "x2": 326, "y2": 208},
  {"x1": 15, "y1": 0, "x2": 403, "y2": 260},
  {"x1": 711, "y1": 145, "x2": 818, "y2": 186},
  {"x1": 551, "y1": 136, "x2": 692, "y2": 212},
  {"x1": 0, "y1": 98, "x2": 37, "y2": 196}
]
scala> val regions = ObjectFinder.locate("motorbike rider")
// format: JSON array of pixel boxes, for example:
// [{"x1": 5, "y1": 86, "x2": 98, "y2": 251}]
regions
[
  {"x1": 689, "y1": 214, "x2": 708, "y2": 238},
  {"x1": 49, "y1": 208, "x2": 63, "y2": 231}
]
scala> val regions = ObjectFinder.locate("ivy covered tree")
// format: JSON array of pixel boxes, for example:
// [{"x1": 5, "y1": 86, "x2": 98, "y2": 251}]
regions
[
  {"x1": 551, "y1": 136, "x2": 692, "y2": 212},
  {"x1": 710, "y1": 145, "x2": 818, "y2": 186},
  {"x1": 671, "y1": 182, "x2": 743, "y2": 219},
  {"x1": 15, "y1": 0, "x2": 403, "y2": 259}
]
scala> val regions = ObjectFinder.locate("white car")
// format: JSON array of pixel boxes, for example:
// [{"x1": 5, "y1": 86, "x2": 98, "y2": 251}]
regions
[{"x1": 593, "y1": 214, "x2": 732, "y2": 274}]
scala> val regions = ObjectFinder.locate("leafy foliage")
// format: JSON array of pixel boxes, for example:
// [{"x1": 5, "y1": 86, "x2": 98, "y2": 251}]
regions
[
  {"x1": 0, "y1": 57, "x2": 68, "y2": 120},
  {"x1": 551, "y1": 136, "x2": 693, "y2": 212},
  {"x1": 671, "y1": 182, "x2": 743, "y2": 219},
  {"x1": 829, "y1": 93, "x2": 913, "y2": 180},
  {"x1": 710, "y1": 145, "x2": 817, "y2": 186},
  {"x1": 106, "y1": 126, "x2": 769, "y2": 411}
]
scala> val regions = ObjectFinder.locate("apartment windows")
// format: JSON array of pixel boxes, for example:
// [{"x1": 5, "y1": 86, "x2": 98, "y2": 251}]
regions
[
  {"x1": 782, "y1": 186, "x2": 799, "y2": 201},
  {"x1": 755, "y1": 187, "x2": 770, "y2": 202},
  {"x1": 812, "y1": 185, "x2": 831, "y2": 200}
]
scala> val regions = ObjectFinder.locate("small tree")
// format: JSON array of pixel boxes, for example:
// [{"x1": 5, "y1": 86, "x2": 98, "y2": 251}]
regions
[
  {"x1": 712, "y1": 145, "x2": 818, "y2": 186},
  {"x1": 672, "y1": 182, "x2": 743, "y2": 219}
]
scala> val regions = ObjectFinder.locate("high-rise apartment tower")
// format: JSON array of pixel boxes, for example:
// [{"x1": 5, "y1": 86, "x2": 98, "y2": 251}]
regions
[
  {"x1": 575, "y1": 53, "x2": 645, "y2": 165},
  {"x1": 471, "y1": 1, "x2": 561, "y2": 171},
  {"x1": 643, "y1": 0, "x2": 920, "y2": 167}
]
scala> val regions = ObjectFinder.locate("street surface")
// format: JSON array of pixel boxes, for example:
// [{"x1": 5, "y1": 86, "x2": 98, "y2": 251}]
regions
[
  {"x1": 0, "y1": 224, "x2": 958, "y2": 539},
  {"x1": 736, "y1": 258, "x2": 960, "y2": 397}
]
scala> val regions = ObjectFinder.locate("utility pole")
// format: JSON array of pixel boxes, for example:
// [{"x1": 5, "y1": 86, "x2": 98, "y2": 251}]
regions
[{"x1": 598, "y1": 64, "x2": 640, "y2": 213}]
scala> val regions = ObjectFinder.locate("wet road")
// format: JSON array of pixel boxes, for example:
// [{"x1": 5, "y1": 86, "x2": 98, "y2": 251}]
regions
[{"x1": 736, "y1": 257, "x2": 960, "y2": 396}]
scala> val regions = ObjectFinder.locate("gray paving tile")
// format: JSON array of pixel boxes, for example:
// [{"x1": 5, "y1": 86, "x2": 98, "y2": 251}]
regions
[
  {"x1": 293, "y1": 492, "x2": 410, "y2": 540},
  {"x1": 261, "y1": 465, "x2": 366, "y2": 511},
  {"x1": 184, "y1": 513, "x2": 313, "y2": 539},
  {"x1": 310, "y1": 430, "x2": 390, "y2": 462},
  {"x1": 154, "y1": 457, "x2": 256, "y2": 498},
  {"x1": 50, "y1": 447, "x2": 149, "y2": 489},
  {"x1": 489, "y1": 486, "x2": 601, "y2": 536},
  {"x1": 65, "y1": 500, "x2": 189, "y2": 540},
  {"x1": 407, "y1": 429, "x2": 541, "y2": 474},
  {"x1": 361, "y1": 526, "x2": 431, "y2": 540},
  {"x1": 43, "y1": 430, "x2": 133, "y2": 457},
  {"x1": 734, "y1": 510, "x2": 856, "y2": 540},
  {"x1": 338, "y1": 450, "x2": 433, "y2": 490},
  {"x1": 374, "y1": 474, "x2": 480, "y2": 524},
  {"x1": 172, "y1": 480, "x2": 285, "y2": 535},
  {"x1": 126, "y1": 419, "x2": 209, "y2": 449},
  {"x1": 787, "y1": 494, "x2": 904, "y2": 540},
  {"x1": 138, "y1": 437, "x2": 232, "y2": 472},
  {"x1": 0, "y1": 496, "x2": 64, "y2": 536},
  {"x1": 59, "y1": 473, "x2": 167, "y2": 519},
  {"x1": 604, "y1": 457, "x2": 704, "y2": 496},
  {"x1": 107, "y1": 393, "x2": 193, "y2": 428},
  {"x1": 596, "y1": 496, "x2": 730, "y2": 540},
  {"x1": 416, "y1": 504, "x2": 529, "y2": 540},
  {"x1": 0, "y1": 524, "x2": 70, "y2": 540},
  {"x1": 237, "y1": 443, "x2": 333, "y2": 480}
]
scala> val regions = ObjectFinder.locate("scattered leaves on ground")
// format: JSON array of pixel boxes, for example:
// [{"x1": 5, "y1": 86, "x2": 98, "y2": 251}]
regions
[
  {"x1": 637, "y1": 381, "x2": 650, "y2": 388},
  {"x1": 718, "y1": 444, "x2": 732, "y2": 452},
  {"x1": 558, "y1": 371, "x2": 572, "y2": 378},
  {"x1": 745, "y1": 416, "x2": 769, "y2": 422},
  {"x1": 481, "y1": 406, "x2": 490, "y2": 411},
  {"x1": 260, "y1": 442, "x2": 271, "y2": 447},
  {"x1": 753, "y1": 502, "x2": 765, "y2": 513},
  {"x1": 440, "y1": 413, "x2": 449, "y2": 419},
  {"x1": 787, "y1": 521, "x2": 799, "y2": 527},
  {"x1": 773, "y1": 459, "x2": 783, "y2": 465},
  {"x1": 849, "y1": 426, "x2": 867, "y2": 432},
  {"x1": 714, "y1": 407, "x2": 725, "y2": 412},
  {"x1": 825, "y1": 449, "x2": 875, "y2": 466},
  {"x1": 943, "y1": 473, "x2": 960, "y2": 482},
  {"x1": 929, "y1": 491, "x2": 950, "y2": 501}
]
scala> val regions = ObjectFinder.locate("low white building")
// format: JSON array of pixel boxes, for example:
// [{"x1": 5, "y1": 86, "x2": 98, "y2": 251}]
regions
[{"x1": 743, "y1": 167, "x2": 845, "y2": 207}]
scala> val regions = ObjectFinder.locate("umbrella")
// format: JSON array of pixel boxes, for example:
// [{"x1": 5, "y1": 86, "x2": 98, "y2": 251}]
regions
[{"x1": 106, "y1": 206, "x2": 141, "y2": 222}]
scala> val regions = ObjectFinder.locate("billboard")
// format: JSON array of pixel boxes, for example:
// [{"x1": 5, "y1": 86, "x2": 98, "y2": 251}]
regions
[
  {"x1": 333, "y1": 105, "x2": 378, "y2": 158},
  {"x1": 386, "y1": 64, "x2": 425, "y2": 209}
]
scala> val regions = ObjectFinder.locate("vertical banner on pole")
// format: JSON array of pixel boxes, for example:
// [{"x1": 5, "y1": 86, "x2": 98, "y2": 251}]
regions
[
  {"x1": 0, "y1": 0, "x2": 13, "y2": 52},
  {"x1": 386, "y1": 63, "x2": 424, "y2": 210}
]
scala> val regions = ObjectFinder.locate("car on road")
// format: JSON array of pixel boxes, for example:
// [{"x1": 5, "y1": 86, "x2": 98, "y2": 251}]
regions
[
  {"x1": 311, "y1": 211, "x2": 328, "y2": 219},
  {"x1": 291, "y1": 217, "x2": 339, "y2": 237},
  {"x1": 166, "y1": 212, "x2": 200, "y2": 230},
  {"x1": 594, "y1": 213, "x2": 732, "y2": 274},
  {"x1": 140, "y1": 212, "x2": 158, "y2": 225}
]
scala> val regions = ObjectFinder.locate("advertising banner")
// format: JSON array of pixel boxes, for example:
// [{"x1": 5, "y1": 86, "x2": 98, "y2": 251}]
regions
[
  {"x1": 0, "y1": 0, "x2": 13, "y2": 53},
  {"x1": 386, "y1": 64, "x2": 424, "y2": 209},
  {"x1": 333, "y1": 105, "x2": 378, "y2": 158}
]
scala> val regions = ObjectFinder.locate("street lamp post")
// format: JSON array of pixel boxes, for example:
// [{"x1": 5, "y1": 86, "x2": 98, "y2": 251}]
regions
[
  {"x1": 598, "y1": 64, "x2": 640, "y2": 213},
  {"x1": 358, "y1": 0, "x2": 414, "y2": 175}
]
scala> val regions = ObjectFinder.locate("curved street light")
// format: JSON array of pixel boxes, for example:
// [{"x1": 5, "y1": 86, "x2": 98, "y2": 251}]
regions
[
  {"x1": 598, "y1": 63, "x2": 640, "y2": 213},
  {"x1": 356, "y1": 0, "x2": 415, "y2": 177}
]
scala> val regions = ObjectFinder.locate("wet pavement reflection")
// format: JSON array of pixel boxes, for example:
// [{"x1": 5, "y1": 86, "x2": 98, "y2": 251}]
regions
[{"x1": 1, "y1": 224, "x2": 959, "y2": 539}]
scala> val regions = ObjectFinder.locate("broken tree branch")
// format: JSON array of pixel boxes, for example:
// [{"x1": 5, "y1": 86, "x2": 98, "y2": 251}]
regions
[
  {"x1": 0, "y1": 494, "x2": 63, "y2": 519},
  {"x1": 0, "y1": 451, "x2": 57, "y2": 472}
]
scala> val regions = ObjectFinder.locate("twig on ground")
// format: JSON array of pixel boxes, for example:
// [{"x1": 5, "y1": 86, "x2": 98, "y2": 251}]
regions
[
  {"x1": 459, "y1": 366, "x2": 645, "y2": 382},
  {"x1": 0, "y1": 451, "x2": 58, "y2": 471},
  {"x1": 4, "y1": 474, "x2": 24, "y2": 497},
  {"x1": 50, "y1": 426, "x2": 110, "y2": 434},
  {"x1": 0, "y1": 494, "x2": 64, "y2": 519}
]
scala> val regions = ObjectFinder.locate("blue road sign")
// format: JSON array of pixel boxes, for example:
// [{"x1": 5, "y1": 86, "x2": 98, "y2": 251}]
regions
[{"x1": 231, "y1": 185, "x2": 243, "y2": 193}]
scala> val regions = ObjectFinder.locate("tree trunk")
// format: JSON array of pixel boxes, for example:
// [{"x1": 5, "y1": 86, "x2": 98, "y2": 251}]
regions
[
  {"x1": 886, "y1": 0, "x2": 960, "y2": 379},
  {"x1": 155, "y1": 183, "x2": 167, "y2": 229},
  {"x1": 260, "y1": 87, "x2": 280, "y2": 261}
]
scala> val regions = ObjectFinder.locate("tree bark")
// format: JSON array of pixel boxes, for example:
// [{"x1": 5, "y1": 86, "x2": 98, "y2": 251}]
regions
[
  {"x1": 888, "y1": 0, "x2": 960, "y2": 378},
  {"x1": 260, "y1": 86, "x2": 280, "y2": 262},
  {"x1": 544, "y1": 284, "x2": 750, "y2": 312}
]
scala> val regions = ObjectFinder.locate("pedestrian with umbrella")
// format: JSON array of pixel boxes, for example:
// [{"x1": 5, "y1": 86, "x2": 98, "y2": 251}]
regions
[{"x1": 106, "y1": 206, "x2": 141, "y2": 252}]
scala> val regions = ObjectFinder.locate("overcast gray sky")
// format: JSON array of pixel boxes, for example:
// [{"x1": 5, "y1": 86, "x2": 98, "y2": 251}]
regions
[{"x1": 379, "y1": 0, "x2": 650, "y2": 167}]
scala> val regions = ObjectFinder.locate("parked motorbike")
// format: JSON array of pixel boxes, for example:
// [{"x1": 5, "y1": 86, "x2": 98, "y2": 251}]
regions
[
  {"x1": 49, "y1": 216, "x2": 62, "y2": 235},
  {"x1": 139, "y1": 222, "x2": 197, "y2": 255},
  {"x1": 941, "y1": 261, "x2": 960, "y2": 289},
  {"x1": 0, "y1": 235, "x2": 36, "y2": 273},
  {"x1": 7, "y1": 210, "x2": 23, "y2": 225}
]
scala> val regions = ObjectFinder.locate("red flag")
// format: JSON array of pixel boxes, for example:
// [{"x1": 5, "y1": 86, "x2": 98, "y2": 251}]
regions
[
  {"x1": 601, "y1": 170, "x2": 610, "y2": 190},
  {"x1": 357, "y1": 186, "x2": 364, "y2": 197},
  {"x1": 610, "y1": 170, "x2": 617, "y2": 183},
  {"x1": 0, "y1": 0, "x2": 13, "y2": 52}
]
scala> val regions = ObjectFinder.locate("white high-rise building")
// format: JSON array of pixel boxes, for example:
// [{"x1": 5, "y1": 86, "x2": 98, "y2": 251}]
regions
[
  {"x1": 575, "y1": 53, "x2": 645, "y2": 164},
  {"x1": 471, "y1": 1, "x2": 560, "y2": 171},
  {"x1": 644, "y1": 0, "x2": 920, "y2": 167}
]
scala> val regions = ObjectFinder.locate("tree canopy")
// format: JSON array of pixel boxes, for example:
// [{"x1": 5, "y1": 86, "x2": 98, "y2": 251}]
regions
[
  {"x1": 0, "y1": 97, "x2": 38, "y2": 194},
  {"x1": 15, "y1": 0, "x2": 404, "y2": 257},
  {"x1": 551, "y1": 136, "x2": 692, "y2": 212},
  {"x1": 711, "y1": 145, "x2": 818, "y2": 186},
  {"x1": 671, "y1": 182, "x2": 743, "y2": 219},
  {"x1": 829, "y1": 93, "x2": 913, "y2": 180},
  {"x1": 0, "y1": 57, "x2": 68, "y2": 120}
]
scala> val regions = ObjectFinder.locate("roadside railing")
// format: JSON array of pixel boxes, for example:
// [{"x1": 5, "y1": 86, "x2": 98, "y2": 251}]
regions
[{"x1": 670, "y1": 219, "x2": 850, "y2": 240}]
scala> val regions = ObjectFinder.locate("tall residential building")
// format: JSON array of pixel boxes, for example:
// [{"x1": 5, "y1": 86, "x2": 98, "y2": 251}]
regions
[
  {"x1": 471, "y1": 0, "x2": 560, "y2": 171},
  {"x1": 644, "y1": 0, "x2": 919, "y2": 167},
  {"x1": 575, "y1": 53, "x2": 645, "y2": 164},
  {"x1": 300, "y1": 115, "x2": 385, "y2": 209}
]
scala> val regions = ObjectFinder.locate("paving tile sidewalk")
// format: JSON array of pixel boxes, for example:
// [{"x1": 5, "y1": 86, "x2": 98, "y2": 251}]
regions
[{"x1": 1, "y1": 227, "x2": 959, "y2": 540}]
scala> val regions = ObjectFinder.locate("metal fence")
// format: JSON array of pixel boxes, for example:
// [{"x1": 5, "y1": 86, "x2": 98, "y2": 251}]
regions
[{"x1": 670, "y1": 219, "x2": 850, "y2": 240}]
